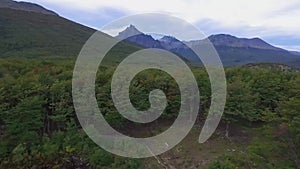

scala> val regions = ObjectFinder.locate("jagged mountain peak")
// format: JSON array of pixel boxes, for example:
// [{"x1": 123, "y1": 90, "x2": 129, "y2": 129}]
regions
[
  {"x1": 124, "y1": 24, "x2": 142, "y2": 34},
  {"x1": 116, "y1": 24, "x2": 143, "y2": 40},
  {"x1": 115, "y1": 25, "x2": 162, "y2": 48},
  {"x1": 127, "y1": 24, "x2": 139, "y2": 31},
  {"x1": 0, "y1": 0, "x2": 58, "y2": 15}
]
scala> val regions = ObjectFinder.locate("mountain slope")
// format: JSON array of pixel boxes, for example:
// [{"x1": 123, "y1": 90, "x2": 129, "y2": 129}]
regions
[
  {"x1": 0, "y1": 0, "x2": 57, "y2": 15},
  {"x1": 290, "y1": 51, "x2": 300, "y2": 56},
  {"x1": 0, "y1": 4, "x2": 145, "y2": 66},
  {"x1": 212, "y1": 45, "x2": 300, "y2": 67},
  {"x1": 197, "y1": 34, "x2": 283, "y2": 51},
  {"x1": 0, "y1": 8, "x2": 94, "y2": 58},
  {"x1": 0, "y1": 3, "x2": 97, "y2": 58}
]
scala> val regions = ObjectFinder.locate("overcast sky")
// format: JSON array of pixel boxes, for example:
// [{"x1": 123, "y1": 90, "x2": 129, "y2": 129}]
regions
[{"x1": 22, "y1": 0, "x2": 300, "y2": 51}]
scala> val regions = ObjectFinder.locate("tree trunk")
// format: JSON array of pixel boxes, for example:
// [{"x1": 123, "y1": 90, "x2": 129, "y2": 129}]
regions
[{"x1": 225, "y1": 121, "x2": 230, "y2": 138}]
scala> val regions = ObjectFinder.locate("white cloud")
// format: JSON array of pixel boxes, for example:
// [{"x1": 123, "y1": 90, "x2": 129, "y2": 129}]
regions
[{"x1": 22, "y1": 0, "x2": 300, "y2": 48}]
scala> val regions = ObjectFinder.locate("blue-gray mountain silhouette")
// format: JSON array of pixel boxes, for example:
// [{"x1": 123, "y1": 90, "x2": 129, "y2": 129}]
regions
[{"x1": 116, "y1": 25, "x2": 300, "y2": 68}]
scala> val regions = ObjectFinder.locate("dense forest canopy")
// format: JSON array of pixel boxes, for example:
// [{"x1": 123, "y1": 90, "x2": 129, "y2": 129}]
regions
[{"x1": 0, "y1": 58, "x2": 299, "y2": 168}]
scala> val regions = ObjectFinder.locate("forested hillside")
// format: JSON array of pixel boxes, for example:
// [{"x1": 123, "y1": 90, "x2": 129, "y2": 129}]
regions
[{"x1": 0, "y1": 8, "x2": 95, "y2": 58}]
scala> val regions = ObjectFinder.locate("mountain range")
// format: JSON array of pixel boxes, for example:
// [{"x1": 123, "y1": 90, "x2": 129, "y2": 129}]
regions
[
  {"x1": 116, "y1": 25, "x2": 300, "y2": 67},
  {"x1": 1, "y1": 0, "x2": 300, "y2": 68}
]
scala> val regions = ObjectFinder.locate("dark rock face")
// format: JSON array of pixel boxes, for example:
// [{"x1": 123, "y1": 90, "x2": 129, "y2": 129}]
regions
[
  {"x1": 0, "y1": 0, "x2": 58, "y2": 15},
  {"x1": 158, "y1": 36, "x2": 200, "y2": 62},
  {"x1": 125, "y1": 34, "x2": 162, "y2": 48},
  {"x1": 158, "y1": 36, "x2": 187, "y2": 50}
]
